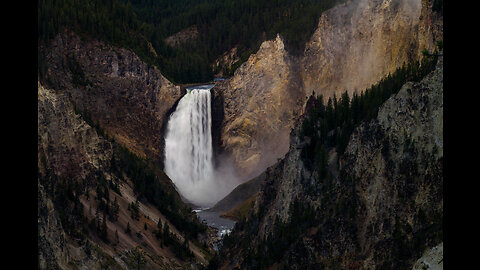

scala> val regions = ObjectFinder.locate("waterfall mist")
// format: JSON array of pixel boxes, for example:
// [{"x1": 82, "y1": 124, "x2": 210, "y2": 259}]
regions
[{"x1": 164, "y1": 85, "x2": 240, "y2": 208}]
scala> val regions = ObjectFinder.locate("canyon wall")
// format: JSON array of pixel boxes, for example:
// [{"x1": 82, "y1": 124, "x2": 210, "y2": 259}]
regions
[
  {"x1": 38, "y1": 82, "x2": 210, "y2": 269},
  {"x1": 39, "y1": 31, "x2": 183, "y2": 163},
  {"x1": 212, "y1": 34, "x2": 304, "y2": 180},
  {"x1": 220, "y1": 51, "x2": 443, "y2": 270},
  {"x1": 213, "y1": 0, "x2": 442, "y2": 181},
  {"x1": 303, "y1": 0, "x2": 424, "y2": 98}
]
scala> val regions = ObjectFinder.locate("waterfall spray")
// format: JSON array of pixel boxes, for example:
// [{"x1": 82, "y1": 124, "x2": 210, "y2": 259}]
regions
[{"x1": 164, "y1": 85, "x2": 236, "y2": 208}]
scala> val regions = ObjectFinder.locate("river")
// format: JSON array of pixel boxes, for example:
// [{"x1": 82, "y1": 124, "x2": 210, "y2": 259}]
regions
[{"x1": 195, "y1": 209, "x2": 236, "y2": 238}]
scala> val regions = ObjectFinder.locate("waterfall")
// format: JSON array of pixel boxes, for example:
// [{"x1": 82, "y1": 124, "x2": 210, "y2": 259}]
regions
[{"x1": 164, "y1": 84, "x2": 229, "y2": 208}]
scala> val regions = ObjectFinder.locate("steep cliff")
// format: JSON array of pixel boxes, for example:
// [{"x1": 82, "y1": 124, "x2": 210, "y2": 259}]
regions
[
  {"x1": 212, "y1": 0, "x2": 442, "y2": 183},
  {"x1": 303, "y1": 0, "x2": 426, "y2": 98},
  {"x1": 212, "y1": 34, "x2": 304, "y2": 180},
  {"x1": 38, "y1": 82, "x2": 211, "y2": 269},
  {"x1": 218, "y1": 53, "x2": 443, "y2": 269},
  {"x1": 38, "y1": 178, "x2": 71, "y2": 269},
  {"x1": 39, "y1": 31, "x2": 183, "y2": 164},
  {"x1": 38, "y1": 82, "x2": 124, "y2": 269}
]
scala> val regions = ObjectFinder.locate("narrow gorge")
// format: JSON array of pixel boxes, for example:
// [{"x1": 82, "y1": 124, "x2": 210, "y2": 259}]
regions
[{"x1": 37, "y1": 0, "x2": 443, "y2": 269}]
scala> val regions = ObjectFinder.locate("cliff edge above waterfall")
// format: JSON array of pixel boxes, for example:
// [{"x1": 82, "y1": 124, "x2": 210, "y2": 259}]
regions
[{"x1": 39, "y1": 31, "x2": 183, "y2": 163}]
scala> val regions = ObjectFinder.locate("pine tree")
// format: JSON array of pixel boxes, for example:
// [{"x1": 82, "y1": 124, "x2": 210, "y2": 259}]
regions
[
  {"x1": 326, "y1": 97, "x2": 334, "y2": 129},
  {"x1": 163, "y1": 223, "x2": 170, "y2": 246},
  {"x1": 126, "y1": 222, "x2": 131, "y2": 235},
  {"x1": 155, "y1": 219, "x2": 163, "y2": 239},
  {"x1": 126, "y1": 246, "x2": 147, "y2": 270},
  {"x1": 135, "y1": 199, "x2": 140, "y2": 211},
  {"x1": 333, "y1": 93, "x2": 338, "y2": 127},
  {"x1": 183, "y1": 236, "x2": 190, "y2": 253},
  {"x1": 131, "y1": 199, "x2": 140, "y2": 220},
  {"x1": 96, "y1": 185, "x2": 103, "y2": 200}
]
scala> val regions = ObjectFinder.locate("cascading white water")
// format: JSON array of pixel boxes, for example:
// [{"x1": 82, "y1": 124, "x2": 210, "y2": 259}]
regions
[{"x1": 164, "y1": 84, "x2": 232, "y2": 208}]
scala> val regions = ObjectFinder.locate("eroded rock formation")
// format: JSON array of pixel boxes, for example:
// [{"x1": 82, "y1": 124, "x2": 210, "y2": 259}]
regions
[
  {"x1": 220, "y1": 51, "x2": 443, "y2": 270},
  {"x1": 39, "y1": 31, "x2": 183, "y2": 163},
  {"x1": 212, "y1": 34, "x2": 304, "y2": 179},
  {"x1": 213, "y1": 0, "x2": 442, "y2": 182}
]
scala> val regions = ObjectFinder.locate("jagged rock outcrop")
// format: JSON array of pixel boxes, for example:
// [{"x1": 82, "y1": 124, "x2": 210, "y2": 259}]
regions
[
  {"x1": 220, "y1": 53, "x2": 443, "y2": 269},
  {"x1": 213, "y1": 46, "x2": 240, "y2": 77},
  {"x1": 39, "y1": 31, "x2": 183, "y2": 163},
  {"x1": 38, "y1": 81, "x2": 114, "y2": 180},
  {"x1": 212, "y1": 34, "x2": 304, "y2": 180},
  {"x1": 337, "y1": 52, "x2": 443, "y2": 269},
  {"x1": 213, "y1": 0, "x2": 442, "y2": 183},
  {"x1": 38, "y1": 82, "x2": 124, "y2": 269},
  {"x1": 38, "y1": 179, "x2": 70, "y2": 270}
]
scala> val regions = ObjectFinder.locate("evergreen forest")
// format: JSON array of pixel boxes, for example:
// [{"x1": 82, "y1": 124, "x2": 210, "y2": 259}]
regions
[{"x1": 38, "y1": 0, "x2": 341, "y2": 84}]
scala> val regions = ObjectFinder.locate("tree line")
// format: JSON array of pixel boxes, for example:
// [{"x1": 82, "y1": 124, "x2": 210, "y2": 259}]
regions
[
  {"x1": 299, "y1": 53, "x2": 439, "y2": 175},
  {"x1": 212, "y1": 52, "x2": 440, "y2": 270},
  {"x1": 38, "y1": 0, "x2": 342, "y2": 84}
]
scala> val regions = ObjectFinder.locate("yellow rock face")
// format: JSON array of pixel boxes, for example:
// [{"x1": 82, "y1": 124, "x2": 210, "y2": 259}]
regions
[
  {"x1": 301, "y1": 0, "x2": 438, "y2": 99},
  {"x1": 215, "y1": 0, "x2": 442, "y2": 181},
  {"x1": 216, "y1": 34, "x2": 303, "y2": 180}
]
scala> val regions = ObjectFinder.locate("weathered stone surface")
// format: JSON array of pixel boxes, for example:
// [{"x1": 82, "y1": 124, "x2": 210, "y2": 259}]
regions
[
  {"x1": 213, "y1": 0, "x2": 442, "y2": 182},
  {"x1": 39, "y1": 31, "x2": 183, "y2": 163},
  {"x1": 221, "y1": 53, "x2": 443, "y2": 269},
  {"x1": 38, "y1": 82, "x2": 124, "y2": 270},
  {"x1": 303, "y1": 0, "x2": 425, "y2": 98},
  {"x1": 38, "y1": 81, "x2": 113, "y2": 179},
  {"x1": 38, "y1": 179, "x2": 70, "y2": 270},
  {"x1": 339, "y1": 53, "x2": 443, "y2": 269},
  {"x1": 213, "y1": 34, "x2": 304, "y2": 180}
]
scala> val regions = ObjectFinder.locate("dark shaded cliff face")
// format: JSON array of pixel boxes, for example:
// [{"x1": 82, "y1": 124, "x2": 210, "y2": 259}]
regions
[
  {"x1": 38, "y1": 82, "x2": 123, "y2": 269},
  {"x1": 38, "y1": 178, "x2": 70, "y2": 270},
  {"x1": 218, "y1": 54, "x2": 443, "y2": 269},
  {"x1": 210, "y1": 86, "x2": 226, "y2": 168},
  {"x1": 39, "y1": 31, "x2": 183, "y2": 164}
]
